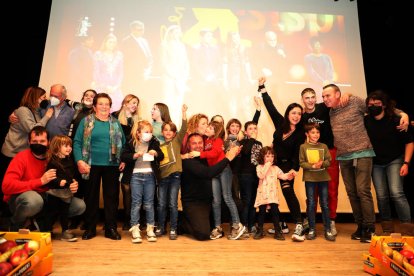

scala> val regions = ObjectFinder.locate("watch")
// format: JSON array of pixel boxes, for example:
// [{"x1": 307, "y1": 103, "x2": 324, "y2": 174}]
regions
[{"x1": 403, "y1": 161, "x2": 410, "y2": 166}]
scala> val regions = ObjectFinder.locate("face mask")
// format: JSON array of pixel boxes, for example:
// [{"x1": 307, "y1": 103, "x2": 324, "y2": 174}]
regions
[
  {"x1": 83, "y1": 99, "x2": 93, "y2": 106},
  {"x1": 30, "y1": 144, "x2": 48, "y2": 156},
  {"x1": 141, "y1": 133, "x2": 152, "y2": 142},
  {"x1": 39, "y1": 99, "x2": 49, "y2": 109},
  {"x1": 368, "y1": 106, "x2": 383, "y2": 117},
  {"x1": 50, "y1": 96, "x2": 60, "y2": 107}
]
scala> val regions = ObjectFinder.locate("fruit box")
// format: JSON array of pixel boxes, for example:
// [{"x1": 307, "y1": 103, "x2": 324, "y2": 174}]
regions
[
  {"x1": 1, "y1": 230, "x2": 53, "y2": 276},
  {"x1": 363, "y1": 233, "x2": 414, "y2": 276}
]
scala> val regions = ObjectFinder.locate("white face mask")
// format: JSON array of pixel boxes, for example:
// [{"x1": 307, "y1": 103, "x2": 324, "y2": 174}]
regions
[
  {"x1": 50, "y1": 96, "x2": 60, "y2": 107},
  {"x1": 141, "y1": 133, "x2": 152, "y2": 142},
  {"x1": 83, "y1": 99, "x2": 93, "y2": 106}
]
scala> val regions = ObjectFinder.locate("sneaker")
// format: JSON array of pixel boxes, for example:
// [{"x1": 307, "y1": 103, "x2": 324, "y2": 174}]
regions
[
  {"x1": 360, "y1": 227, "x2": 375, "y2": 243},
  {"x1": 240, "y1": 228, "x2": 250, "y2": 240},
  {"x1": 61, "y1": 230, "x2": 78, "y2": 242},
  {"x1": 306, "y1": 229, "x2": 316, "y2": 240},
  {"x1": 302, "y1": 218, "x2": 310, "y2": 235},
  {"x1": 330, "y1": 221, "x2": 337, "y2": 236},
  {"x1": 291, "y1": 224, "x2": 305, "y2": 242},
  {"x1": 325, "y1": 230, "x2": 336, "y2": 242},
  {"x1": 274, "y1": 231, "x2": 285, "y2": 241},
  {"x1": 351, "y1": 224, "x2": 362, "y2": 240},
  {"x1": 129, "y1": 224, "x2": 142, "y2": 243},
  {"x1": 169, "y1": 230, "x2": 177, "y2": 240},
  {"x1": 146, "y1": 224, "x2": 157, "y2": 242},
  {"x1": 268, "y1": 222, "x2": 289, "y2": 234},
  {"x1": 280, "y1": 221, "x2": 290, "y2": 234},
  {"x1": 155, "y1": 228, "x2": 165, "y2": 237},
  {"x1": 229, "y1": 223, "x2": 246, "y2": 240},
  {"x1": 210, "y1": 226, "x2": 223, "y2": 240},
  {"x1": 249, "y1": 225, "x2": 257, "y2": 235}
]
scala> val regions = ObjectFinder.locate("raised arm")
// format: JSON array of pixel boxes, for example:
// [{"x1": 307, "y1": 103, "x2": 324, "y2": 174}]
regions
[{"x1": 257, "y1": 77, "x2": 284, "y2": 129}]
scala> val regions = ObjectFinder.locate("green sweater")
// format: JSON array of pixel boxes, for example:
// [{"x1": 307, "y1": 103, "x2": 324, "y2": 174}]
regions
[{"x1": 299, "y1": 142, "x2": 331, "y2": 182}]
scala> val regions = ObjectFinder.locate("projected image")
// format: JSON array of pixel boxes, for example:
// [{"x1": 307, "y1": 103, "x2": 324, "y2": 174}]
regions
[{"x1": 41, "y1": 0, "x2": 363, "y2": 145}]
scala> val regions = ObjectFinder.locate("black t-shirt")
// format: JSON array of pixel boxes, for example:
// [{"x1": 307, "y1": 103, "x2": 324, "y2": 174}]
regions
[{"x1": 301, "y1": 103, "x2": 334, "y2": 149}]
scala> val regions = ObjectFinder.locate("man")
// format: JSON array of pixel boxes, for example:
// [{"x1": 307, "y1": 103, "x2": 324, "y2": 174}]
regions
[
  {"x1": 180, "y1": 133, "x2": 240, "y2": 241},
  {"x1": 121, "y1": 20, "x2": 153, "y2": 93},
  {"x1": 2, "y1": 126, "x2": 85, "y2": 233},
  {"x1": 322, "y1": 84, "x2": 376, "y2": 242},
  {"x1": 41, "y1": 84, "x2": 75, "y2": 139}
]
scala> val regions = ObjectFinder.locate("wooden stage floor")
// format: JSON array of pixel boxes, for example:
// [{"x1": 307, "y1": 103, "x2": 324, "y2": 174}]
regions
[{"x1": 51, "y1": 222, "x2": 375, "y2": 275}]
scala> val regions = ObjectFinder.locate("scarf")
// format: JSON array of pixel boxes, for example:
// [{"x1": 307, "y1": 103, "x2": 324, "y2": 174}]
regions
[{"x1": 81, "y1": 113, "x2": 123, "y2": 179}]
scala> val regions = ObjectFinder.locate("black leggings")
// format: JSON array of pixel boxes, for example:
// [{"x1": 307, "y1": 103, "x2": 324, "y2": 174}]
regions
[
  {"x1": 257, "y1": 203, "x2": 281, "y2": 230},
  {"x1": 280, "y1": 179, "x2": 302, "y2": 224}
]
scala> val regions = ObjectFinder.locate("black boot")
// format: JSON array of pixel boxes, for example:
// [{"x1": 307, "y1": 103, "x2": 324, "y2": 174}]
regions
[
  {"x1": 351, "y1": 224, "x2": 363, "y2": 240},
  {"x1": 254, "y1": 227, "x2": 264, "y2": 240},
  {"x1": 360, "y1": 225, "x2": 375, "y2": 243},
  {"x1": 274, "y1": 227, "x2": 285, "y2": 240},
  {"x1": 121, "y1": 183, "x2": 131, "y2": 231}
]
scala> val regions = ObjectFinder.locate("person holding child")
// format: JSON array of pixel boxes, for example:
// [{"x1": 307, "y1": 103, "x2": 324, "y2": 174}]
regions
[{"x1": 299, "y1": 122, "x2": 335, "y2": 242}]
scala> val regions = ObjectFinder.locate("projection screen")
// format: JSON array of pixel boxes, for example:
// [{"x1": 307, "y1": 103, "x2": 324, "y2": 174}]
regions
[{"x1": 40, "y1": 0, "x2": 368, "y2": 212}]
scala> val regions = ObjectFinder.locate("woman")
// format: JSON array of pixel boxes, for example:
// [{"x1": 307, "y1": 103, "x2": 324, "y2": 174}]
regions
[
  {"x1": 364, "y1": 90, "x2": 413, "y2": 236},
  {"x1": 67, "y1": 89, "x2": 97, "y2": 139},
  {"x1": 73, "y1": 93, "x2": 126, "y2": 240},
  {"x1": 1, "y1": 87, "x2": 53, "y2": 184},
  {"x1": 258, "y1": 76, "x2": 306, "y2": 242},
  {"x1": 180, "y1": 113, "x2": 208, "y2": 154},
  {"x1": 111, "y1": 94, "x2": 140, "y2": 230}
]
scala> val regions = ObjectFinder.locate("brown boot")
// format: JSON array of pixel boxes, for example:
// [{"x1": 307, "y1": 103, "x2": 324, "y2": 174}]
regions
[
  {"x1": 380, "y1": 221, "x2": 394, "y2": 236},
  {"x1": 399, "y1": 223, "x2": 414, "y2": 236}
]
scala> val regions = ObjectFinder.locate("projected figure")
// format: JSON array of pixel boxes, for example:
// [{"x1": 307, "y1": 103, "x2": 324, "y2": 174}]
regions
[
  {"x1": 191, "y1": 28, "x2": 222, "y2": 88},
  {"x1": 223, "y1": 32, "x2": 255, "y2": 116},
  {"x1": 92, "y1": 33, "x2": 124, "y2": 111},
  {"x1": 68, "y1": 35, "x2": 95, "y2": 98},
  {"x1": 121, "y1": 20, "x2": 153, "y2": 93},
  {"x1": 304, "y1": 37, "x2": 335, "y2": 102},
  {"x1": 161, "y1": 25, "x2": 190, "y2": 123},
  {"x1": 255, "y1": 31, "x2": 288, "y2": 93}
]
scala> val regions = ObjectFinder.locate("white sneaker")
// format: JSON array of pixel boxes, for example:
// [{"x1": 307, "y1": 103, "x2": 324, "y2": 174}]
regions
[
  {"x1": 291, "y1": 224, "x2": 305, "y2": 242},
  {"x1": 146, "y1": 224, "x2": 157, "y2": 242},
  {"x1": 268, "y1": 222, "x2": 289, "y2": 234},
  {"x1": 330, "y1": 221, "x2": 337, "y2": 236},
  {"x1": 129, "y1": 224, "x2": 142, "y2": 243}
]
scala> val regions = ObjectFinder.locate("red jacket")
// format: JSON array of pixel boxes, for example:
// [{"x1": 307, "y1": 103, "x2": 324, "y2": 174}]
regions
[
  {"x1": 2, "y1": 149, "x2": 48, "y2": 202},
  {"x1": 200, "y1": 137, "x2": 225, "y2": 166}
]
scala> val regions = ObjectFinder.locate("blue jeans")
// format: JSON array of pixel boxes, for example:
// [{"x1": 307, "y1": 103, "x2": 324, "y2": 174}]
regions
[
  {"x1": 305, "y1": 181, "x2": 330, "y2": 231},
  {"x1": 339, "y1": 157, "x2": 376, "y2": 227},
  {"x1": 9, "y1": 191, "x2": 86, "y2": 229},
  {"x1": 372, "y1": 157, "x2": 411, "y2": 222},
  {"x1": 238, "y1": 173, "x2": 258, "y2": 229},
  {"x1": 212, "y1": 165, "x2": 240, "y2": 227},
  {"x1": 130, "y1": 172, "x2": 156, "y2": 226},
  {"x1": 157, "y1": 172, "x2": 181, "y2": 231}
]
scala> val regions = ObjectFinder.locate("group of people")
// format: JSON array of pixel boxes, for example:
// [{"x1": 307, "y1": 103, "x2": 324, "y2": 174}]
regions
[{"x1": 1, "y1": 75, "x2": 413, "y2": 245}]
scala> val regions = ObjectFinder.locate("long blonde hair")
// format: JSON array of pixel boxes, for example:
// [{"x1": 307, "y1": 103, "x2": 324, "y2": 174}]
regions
[
  {"x1": 116, "y1": 94, "x2": 140, "y2": 126},
  {"x1": 131, "y1": 120, "x2": 153, "y2": 147}
]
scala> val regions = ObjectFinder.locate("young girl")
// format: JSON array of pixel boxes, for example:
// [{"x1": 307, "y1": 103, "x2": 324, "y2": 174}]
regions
[
  {"x1": 151, "y1": 102, "x2": 172, "y2": 143},
  {"x1": 45, "y1": 135, "x2": 78, "y2": 242},
  {"x1": 254, "y1": 147, "x2": 292, "y2": 240},
  {"x1": 192, "y1": 120, "x2": 246, "y2": 240},
  {"x1": 121, "y1": 120, "x2": 164, "y2": 243},
  {"x1": 299, "y1": 123, "x2": 334, "y2": 241},
  {"x1": 156, "y1": 104, "x2": 188, "y2": 240}
]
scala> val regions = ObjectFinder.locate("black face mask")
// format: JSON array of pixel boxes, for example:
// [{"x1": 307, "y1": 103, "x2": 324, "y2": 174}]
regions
[
  {"x1": 39, "y1": 99, "x2": 49, "y2": 109},
  {"x1": 30, "y1": 144, "x2": 48, "y2": 156},
  {"x1": 368, "y1": 106, "x2": 383, "y2": 117}
]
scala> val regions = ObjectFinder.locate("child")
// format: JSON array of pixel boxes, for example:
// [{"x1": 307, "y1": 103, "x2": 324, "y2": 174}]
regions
[
  {"x1": 254, "y1": 146, "x2": 292, "y2": 240},
  {"x1": 156, "y1": 104, "x2": 188, "y2": 240},
  {"x1": 191, "y1": 120, "x2": 246, "y2": 240},
  {"x1": 45, "y1": 135, "x2": 78, "y2": 242},
  {"x1": 151, "y1": 102, "x2": 172, "y2": 143},
  {"x1": 121, "y1": 120, "x2": 164, "y2": 243},
  {"x1": 238, "y1": 121, "x2": 262, "y2": 234},
  {"x1": 299, "y1": 122, "x2": 335, "y2": 242}
]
